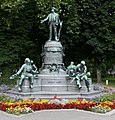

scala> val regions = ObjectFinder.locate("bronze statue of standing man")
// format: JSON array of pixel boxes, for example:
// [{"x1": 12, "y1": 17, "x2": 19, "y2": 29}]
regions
[{"x1": 41, "y1": 7, "x2": 62, "y2": 41}]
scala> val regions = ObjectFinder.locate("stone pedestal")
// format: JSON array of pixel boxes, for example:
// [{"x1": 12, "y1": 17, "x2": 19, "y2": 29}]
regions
[
  {"x1": 38, "y1": 74, "x2": 67, "y2": 91},
  {"x1": 67, "y1": 78, "x2": 93, "y2": 92},
  {"x1": 40, "y1": 41, "x2": 65, "y2": 71},
  {"x1": 18, "y1": 78, "x2": 30, "y2": 93},
  {"x1": 38, "y1": 41, "x2": 67, "y2": 92}
]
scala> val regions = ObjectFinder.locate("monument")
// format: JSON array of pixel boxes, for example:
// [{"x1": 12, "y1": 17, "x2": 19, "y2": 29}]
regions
[
  {"x1": 7, "y1": 7, "x2": 102, "y2": 99},
  {"x1": 33, "y1": 6, "x2": 67, "y2": 92}
]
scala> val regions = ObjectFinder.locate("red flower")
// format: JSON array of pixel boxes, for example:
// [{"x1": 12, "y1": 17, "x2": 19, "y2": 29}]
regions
[
  {"x1": 39, "y1": 98, "x2": 42, "y2": 101},
  {"x1": 54, "y1": 95, "x2": 57, "y2": 99},
  {"x1": 0, "y1": 103, "x2": 6, "y2": 111}
]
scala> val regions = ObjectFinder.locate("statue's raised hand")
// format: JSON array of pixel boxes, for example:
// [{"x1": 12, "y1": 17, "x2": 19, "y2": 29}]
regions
[{"x1": 40, "y1": 20, "x2": 44, "y2": 24}]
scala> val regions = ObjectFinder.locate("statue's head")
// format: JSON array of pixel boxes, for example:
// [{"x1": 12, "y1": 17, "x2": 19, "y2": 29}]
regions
[
  {"x1": 25, "y1": 58, "x2": 30, "y2": 63},
  {"x1": 71, "y1": 61, "x2": 74, "y2": 65},
  {"x1": 81, "y1": 60, "x2": 85, "y2": 65},
  {"x1": 31, "y1": 60, "x2": 34, "y2": 64},
  {"x1": 51, "y1": 7, "x2": 56, "y2": 13},
  {"x1": 87, "y1": 72, "x2": 91, "y2": 76}
]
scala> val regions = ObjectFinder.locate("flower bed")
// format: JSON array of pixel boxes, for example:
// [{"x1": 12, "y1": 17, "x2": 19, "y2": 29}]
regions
[
  {"x1": 0, "y1": 94, "x2": 115, "y2": 115},
  {"x1": 0, "y1": 84, "x2": 115, "y2": 115}
]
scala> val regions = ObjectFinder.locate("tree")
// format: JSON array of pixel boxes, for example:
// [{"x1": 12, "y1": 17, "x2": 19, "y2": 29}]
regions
[
  {"x1": 0, "y1": 0, "x2": 114, "y2": 82},
  {"x1": 74, "y1": 0, "x2": 115, "y2": 82},
  {"x1": 0, "y1": 0, "x2": 40, "y2": 67}
]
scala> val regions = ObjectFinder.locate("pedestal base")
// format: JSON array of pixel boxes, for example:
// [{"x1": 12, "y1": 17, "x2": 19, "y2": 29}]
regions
[
  {"x1": 6, "y1": 90, "x2": 102, "y2": 100},
  {"x1": 7, "y1": 74, "x2": 102, "y2": 99}
]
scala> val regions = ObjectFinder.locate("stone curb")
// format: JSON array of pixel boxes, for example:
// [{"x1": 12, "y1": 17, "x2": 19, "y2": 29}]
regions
[
  {"x1": 76, "y1": 109, "x2": 115, "y2": 116},
  {"x1": 0, "y1": 109, "x2": 115, "y2": 118},
  {"x1": 34, "y1": 109, "x2": 115, "y2": 116}
]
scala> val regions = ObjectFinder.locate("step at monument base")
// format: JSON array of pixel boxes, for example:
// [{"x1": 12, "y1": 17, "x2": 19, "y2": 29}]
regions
[{"x1": 6, "y1": 90, "x2": 102, "y2": 99}]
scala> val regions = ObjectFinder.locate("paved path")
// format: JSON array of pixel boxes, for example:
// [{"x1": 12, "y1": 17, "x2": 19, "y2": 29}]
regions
[{"x1": 0, "y1": 109, "x2": 115, "y2": 120}]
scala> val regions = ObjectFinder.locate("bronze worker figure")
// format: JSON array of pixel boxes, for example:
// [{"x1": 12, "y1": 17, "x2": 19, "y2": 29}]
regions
[{"x1": 41, "y1": 7, "x2": 62, "y2": 41}]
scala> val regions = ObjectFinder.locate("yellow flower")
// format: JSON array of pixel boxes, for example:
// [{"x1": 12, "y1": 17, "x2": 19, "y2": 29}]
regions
[{"x1": 103, "y1": 101, "x2": 113, "y2": 105}]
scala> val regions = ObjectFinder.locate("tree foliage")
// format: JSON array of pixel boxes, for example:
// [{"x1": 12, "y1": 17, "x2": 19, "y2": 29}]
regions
[
  {"x1": 0, "y1": 0, "x2": 115, "y2": 80},
  {"x1": 74, "y1": 0, "x2": 115, "y2": 81}
]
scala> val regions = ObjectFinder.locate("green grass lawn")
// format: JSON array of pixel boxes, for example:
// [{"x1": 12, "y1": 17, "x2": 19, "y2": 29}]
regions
[
  {"x1": 99, "y1": 81, "x2": 115, "y2": 88},
  {"x1": 102, "y1": 76, "x2": 115, "y2": 81},
  {"x1": 102, "y1": 76, "x2": 115, "y2": 88},
  {"x1": 92, "y1": 76, "x2": 115, "y2": 88}
]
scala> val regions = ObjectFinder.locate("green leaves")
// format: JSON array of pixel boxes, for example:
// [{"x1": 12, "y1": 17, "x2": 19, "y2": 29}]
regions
[{"x1": 0, "y1": 0, "x2": 114, "y2": 80}]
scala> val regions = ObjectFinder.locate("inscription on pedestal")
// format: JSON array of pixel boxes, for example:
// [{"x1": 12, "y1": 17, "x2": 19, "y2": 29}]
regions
[{"x1": 48, "y1": 81, "x2": 61, "y2": 84}]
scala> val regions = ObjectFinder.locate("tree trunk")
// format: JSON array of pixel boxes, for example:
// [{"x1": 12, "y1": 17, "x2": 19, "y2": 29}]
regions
[{"x1": 96, "y1": 64, "x2": 101, "y2": 83}]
